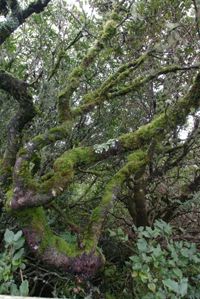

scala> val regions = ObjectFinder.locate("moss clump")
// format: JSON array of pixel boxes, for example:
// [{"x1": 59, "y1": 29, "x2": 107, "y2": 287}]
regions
[
  {"x1": 31, "y1": 134, "x2": 46, "y2": 148},
  {"x1": 102, "y1": 20, "x2": 117, "y2": 40},
  {"x1": 40, "y1": 147, "x2": 96, "y2": 193},
  {"x1": 54, "y1": 147, "x2": 95, "y2": 172},
  {"x1": 70, "y1": 66, "x2": 83, "y2": 78},
  {"x1": 90, "y1": 206, "x2": 102, "y2": 223},
  {"x1": 110, "y1": 11, "x2": 120, "y2": 21},
  {"x1": 16, "y1": 207, "x2": 80, "y2": 257},
  {"x1": 0, "y1": 162, "x2": 12, "y2": 178},
  {"x1": 15, "y1": 159, "x2": 39, "y2": 191},
  {"x1": 5, "y1": 188, "x2": 13, "y2": 211},
  {"x1": 83, "y1": 236, "x2": 97, "y2": 252},
  {"x1": 49, "y1": 122, "x2": 72, "y2": 134},
  {"x1": 10, "y1": 201, "x2": 97, "y2": 258},
  {"x1": 18, "y1": 147, "x2": 28, "y2": 156}
]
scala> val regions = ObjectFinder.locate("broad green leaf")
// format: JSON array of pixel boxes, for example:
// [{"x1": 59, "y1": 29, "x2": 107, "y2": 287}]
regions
[
  {"x1": 19, "y1": 280, "x2": 29, "y2": 296},
  {"x1": 10, "y1": 283, "x2": 20, "y2": 296},
  {"x1": 13, "y1": 248, "x2": 24, "y2": 260},
  {"x1": 163, "y1": 279, "x2": 179, "y2": 293},
  {"x1": 14, "y1": 230, "x2": 23, "y2": 242},
  {"x1": 148, "y1": 282, "x2": 156, "y2": 293},
  {"x1": 4, "y1": 229, "x2": 15, "y2": 244},
  {"x1": 179, "y1": 278, "x2": 188, "y2": 297},
  {"x1": 14, "y1": 238, "x2": 25, "y2": 250}
]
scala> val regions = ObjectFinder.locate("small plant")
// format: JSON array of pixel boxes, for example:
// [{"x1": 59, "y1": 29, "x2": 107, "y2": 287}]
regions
[
  {"x1": 108, "y1": 227, "x2": 128, "y2": 242},
  {"x1": 0, "y1": 229, "x2": 29, "y2": 296},
  {"x1": 129, "y1": 220, "x2": 200, "y2": 299}
]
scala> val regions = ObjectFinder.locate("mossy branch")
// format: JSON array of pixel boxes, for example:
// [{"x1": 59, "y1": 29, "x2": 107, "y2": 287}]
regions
[
  {"x1": 71, "y1": 62, "x2": 199, "y2": 117},
  {"x1": 15, "y1": 207, "x2": 103, "y2": 277},
  {"x1": 87, "y1": 149, "x2": 148, "y2": 246},
  {"x1": 11, "y1": 72, "x2": 200, "y2": 210},
  {"x1": 108, "y1": 64, "x2": 200, "y2": 99},
  {"x1": 7, "y1": 72, "x2": 200, "y2": 276},
  {"x1": 72, "y1": 51, "x2": 151, "y2": 117},
  {"x1": 57, "y1": 8, "x2": 122, "y2": 122},
  {"x1": 0, "y1": 71, "x2": 36, "y2": 185},
  {"x1": 120, "y1": 72, "x2": 200, "y2": 149},
  {"x1": 48, "y1": 29, "x2": 83, "y2": 81}
]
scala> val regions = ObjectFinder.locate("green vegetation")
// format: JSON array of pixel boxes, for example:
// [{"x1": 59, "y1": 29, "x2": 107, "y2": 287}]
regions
[
  {"x1": 0, "y1": 229, "x2": 29, "y2": 296},
  {"x1": 0, "y1": 0, "x2": 200, "y2": 297},
  {"x1": 129, "y1": 220, "x2": 200, "y2": 299}
]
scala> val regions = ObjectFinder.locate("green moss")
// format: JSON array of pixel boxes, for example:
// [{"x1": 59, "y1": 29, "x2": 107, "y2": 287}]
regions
[
  {"x1": 16, "y1": 207, "x2": 46, "y2": 233},
  {"x1": 70, "y1": 77, "x2": 79, "y2": 88},
  {"x1": 16, "y1": 207, "x2": 80, "y2": 257},
  {"x1": 17, "y1": 160, "x2": 38, "y2": 190},
  {"x1": 18, "y1": 147, "x2": 27, "y2": 156},
  {"x1": 0, "y1": 162, "x2": 12, "y2": 177},
  {"x1": 88, "y1": 150, "x2": 147, "y2": 241},
  {"x1": 83, "y1": 236, "x2": 96, "y2": 252},
  {"x1": 6, "y1": 188, "x2": 13, "y2": 200},
  {"x1": 72, "y1": 53, "x2": 150, "y2": 118},
  {"x1": 99, "y1": 151, "x2": 146, "y2": 210},
  {"x1": 90, "y1": 206, "x2": 102, "y2": 223},
  {"x1": 128, "y1": 149, "x2": 146, "y2": 162},
  {"x1": 40, "y1": 229, "x2": 79, "y2": 257},
  {"x1": 54, "y1": 147, "x2": 95, "y2": 171},
  {"x1": 58, "y1": 67, "x2": 84, "y2": 102},
  {"x1": 70, "y1": 66, "x2": 83, "y2": 78},
  {"x1": 49, "y1": 122, "x2": 72, "y2": 134},
  {"x1": 40, "y1": 170, "x2": 54, "y2": 182},
  {"x1": 32, "y1": 134, "x2": 45, "y2": 147},
  {"x1": 58, "y1": 89, "x2": 67, "y2": 100},
  {"x1": 57, "y1": 9, "x2": 120, "y2": 122},
  {"x1": 58, "y1": 65, "x2": 84, "y2": 121},
  {"x1": 40, "y1": 147, "x2": 96, "y2": 193},
  {"x1": 83, "y1": 91, "x2": 98, "y2": 103},
  {"x1": 5, "y1": 188, "x2": 13, "y2": 211},
  {"x1": 102, "y1": 20, "x2": 117, "y2": 40},
  {"x1": 118, "y1": 113, "x2": 165, "y2": 150},
  {"x1": 8, "y1": 201, "x2": 88, "y2": 257},
  {"x1": 110, "y1": 11, "x2": 120, "y2": 21},
  {"x1": 118, "y1": 73, "x2": 200, "y2": 151}
]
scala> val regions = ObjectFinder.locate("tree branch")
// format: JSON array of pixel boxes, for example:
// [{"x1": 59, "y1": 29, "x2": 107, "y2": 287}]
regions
[
  {"x1": 6, "y1": 71, "x2": 200, "y2": 276},
  {"x1": 57, "y1": 6, "x2": 123, "y2": 122},
  {"x1": 10, "y1": 71, "x2": 200, "y2": 209},
  {"x1": 0, "y1": 71, "x2": 36, "y2": 185},
  {"x1": 0, "y1": 0, "x2": 51, "y2": 45},
  {"x1": 71, "y1": 63, "x2": 199, "y2": 118}
]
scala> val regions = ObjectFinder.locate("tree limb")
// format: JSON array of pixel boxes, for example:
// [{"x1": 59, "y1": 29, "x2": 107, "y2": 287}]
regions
[
  {"x1": 0, "y1": 71, "x2": 36, "y2": 185},
  {"x1": 0, "y1": 0, "x2": 52, "y2": 45},
  {"x1": 6, "y1": 71, "x2": 200, "y2": 276}
]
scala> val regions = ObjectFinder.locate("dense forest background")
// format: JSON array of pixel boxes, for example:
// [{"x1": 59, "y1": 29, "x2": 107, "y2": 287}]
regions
[{"x1": 0, "y1": 0, "x2": 200, "y2": 298}]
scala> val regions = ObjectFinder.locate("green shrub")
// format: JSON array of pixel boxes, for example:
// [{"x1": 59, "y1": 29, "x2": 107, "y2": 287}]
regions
[
  {"x1": 129, "y1": 220, "x2": 200, "y2": 299},
  {"x1": 0, "y1": 229, "x2": 29, "y2": 296}
]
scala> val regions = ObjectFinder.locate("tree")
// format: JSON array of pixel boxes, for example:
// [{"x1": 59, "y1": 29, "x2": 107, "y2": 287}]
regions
[{"x1": 0, "y1": 0, "x2": 199, "y2": 283}]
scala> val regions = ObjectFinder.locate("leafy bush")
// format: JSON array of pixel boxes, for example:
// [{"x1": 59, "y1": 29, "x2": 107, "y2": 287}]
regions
[
  {"x1": 129, "y1": 220, "x2": 200, "y2": 299},
  {"x1": 0, "y1": 229, "x2": 29, "y2": 296}
]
